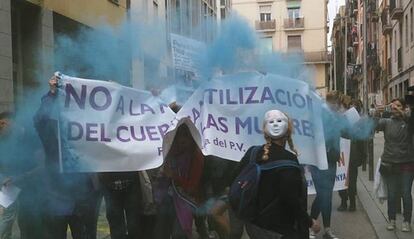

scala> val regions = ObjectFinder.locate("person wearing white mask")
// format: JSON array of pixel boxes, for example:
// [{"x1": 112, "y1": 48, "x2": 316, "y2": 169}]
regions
[{"x1": 230, "y1": 110, "x2": 320, "y2": 239}]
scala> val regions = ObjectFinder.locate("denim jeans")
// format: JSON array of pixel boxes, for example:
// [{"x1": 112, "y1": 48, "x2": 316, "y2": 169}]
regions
[
  {"x1": 385, "y1": 170, "x2": 414, "y2": 222},
  {"x1": 310, "y1": 162, "x2": 337, "y2": 228},
  {"x1": 0, "y1": 202, "x2": 17, "y2": 239}
]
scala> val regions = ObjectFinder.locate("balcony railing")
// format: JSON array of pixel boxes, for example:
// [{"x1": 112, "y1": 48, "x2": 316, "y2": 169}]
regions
[
  {"x1": 284, "y1": 17, "x2": 305, "y2": 30},
  {"x1": 371, "y1": 11, "x2": 379, "y2": 22},
  {"x1": 255, "y1": 20, "x2": 276, "y2": 31},
  {"x1": 390, "y1": 0, "x2": 403, "y2": 20},
  {"x1": 397, "y1": 47, "x2": 402, "y2": 71},
  {"x1": 303, "y1": 51, "x2": 330, "y2": 63}
]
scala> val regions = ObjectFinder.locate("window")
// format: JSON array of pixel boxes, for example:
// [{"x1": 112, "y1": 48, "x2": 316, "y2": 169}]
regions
[
  {"x1": 259, "y1": 38, "x2": 273, "y2": 54},
  {"x1": 411, "y1": 8, "x2": 413, "y2": 42},
  {"x1": 394, "y1": 30, "x2": 397, "y2": 60},
  {"x1": 406, "y1": 15, "x2": 409, "y2": 47},
  {"x1": 287, "y1": 35, "x2": 302, "y2": 51},
  {"x1": 221, "y1": 8, "x2": 225, "y2": 19},
  {"x1": 260, "y1": 5, "x2": 272, "y2": 22},
  {"x1": 404, "y1": 80, "x2": 409, "y2": 94},
  {"x1": 288, "y1": 7, "x2": 300, "y2": 19}
]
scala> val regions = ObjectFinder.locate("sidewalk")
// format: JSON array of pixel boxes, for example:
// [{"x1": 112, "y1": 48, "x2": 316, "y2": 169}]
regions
[
  {"x1": 307, "y1": 193, "x2": 376, "y2": 239},
  {"x1": 357, "y1": 132, "x2": 414, "y2": 239}
]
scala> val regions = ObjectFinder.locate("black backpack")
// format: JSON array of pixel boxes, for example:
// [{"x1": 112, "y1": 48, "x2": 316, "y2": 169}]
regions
[{"x1": 228, "y1": 146, "x2": 301, "y2": 222}]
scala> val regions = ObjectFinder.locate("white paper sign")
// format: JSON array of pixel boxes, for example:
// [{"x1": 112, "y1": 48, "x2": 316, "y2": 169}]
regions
[
  {"x1": 344, "y1": 107, "x2": 361, "y2": 126},
  {"x1": 170, "y1": 33, "x2": 205, "y2": 75},
  {"x1": 0, "y1": 185, "x2": 21, "y2": 208}
]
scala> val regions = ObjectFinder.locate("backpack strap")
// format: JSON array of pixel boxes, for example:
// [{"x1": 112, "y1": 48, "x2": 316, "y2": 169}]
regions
[{"x1": 260, "y1": 159, "x2": 301, "y2": 171}]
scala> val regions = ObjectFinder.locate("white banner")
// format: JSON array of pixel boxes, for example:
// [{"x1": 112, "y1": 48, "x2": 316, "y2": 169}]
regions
[
  {"x1": 57, "y1": 75, "x2": 176, "y2": 172},
  {"x1": 163, "y1": 72, "x2": 329, "y2": 169},
  {"x1": 306, "y1": 138, "x2": 351, "y2": 194}
]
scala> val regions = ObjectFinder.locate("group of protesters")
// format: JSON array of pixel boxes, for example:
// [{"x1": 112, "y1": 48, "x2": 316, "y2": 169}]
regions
[{"x1": 1, "y1": 73, "x2": 414, "y2": 239}]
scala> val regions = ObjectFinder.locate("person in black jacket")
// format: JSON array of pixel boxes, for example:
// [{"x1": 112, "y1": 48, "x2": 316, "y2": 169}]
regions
[{"x1": 232, "y1": 110, "x2": 320, "y2": 239}]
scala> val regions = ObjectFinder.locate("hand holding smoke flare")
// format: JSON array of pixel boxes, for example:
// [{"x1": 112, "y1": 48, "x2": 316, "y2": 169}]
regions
[{"x1": 49, "y1": 72, "x2": 62, "y2": 94}]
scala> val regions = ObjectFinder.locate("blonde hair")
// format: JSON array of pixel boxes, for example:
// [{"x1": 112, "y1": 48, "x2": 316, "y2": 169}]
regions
[{"x1": 262, "y1": 113, "x2": 298, "y2": 161}]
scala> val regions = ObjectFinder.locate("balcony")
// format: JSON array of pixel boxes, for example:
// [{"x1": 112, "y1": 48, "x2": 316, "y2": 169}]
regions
[
  {"x1": 255, "y1": 20, "x2": 276, "y2": 32},
  {"x1": 371, "y1": 11, "x2": 379, "y2": 22},
  {"x1": 284, "y1": 17, "x2": 305, "y2": 30},
  {"x1": 303, "y1": 51, "x2": 330, "y2": 63},
  {"x1": 390, "y1": 0, "x2": 403, "y2": 20},
  {"x1": 381, "y1": 9, "x2": 392, "y2": 35}
]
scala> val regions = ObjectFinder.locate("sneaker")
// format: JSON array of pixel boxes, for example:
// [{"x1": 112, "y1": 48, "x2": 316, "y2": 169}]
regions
[
  {"x1": 323, "y1": 229, "x2": 339, "y2": 239},
  {"x1": 309, "y1": 229, "x2": 317, "y2": 239},
  {"x1": 402, "y1": 221, "x2": 412, "y2": 232},
  {"x1": 386, "y1": 220, "x2": 396, "y2": 231}
]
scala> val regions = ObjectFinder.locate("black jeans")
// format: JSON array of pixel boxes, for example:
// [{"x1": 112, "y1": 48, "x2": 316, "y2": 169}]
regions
[
  {"x1": 103, "y1": 182, "x2": 142, "y2": 239},
  {"x1": 228, "y1": 208, "x2": 245, "y2": 239},
  {"x1": 18, "y1": 190, "x2": 45, "y2": 239},
  {"x1": 43, "y1": 194, "x2": 101, "y2": 239},
  {"x1": 385, "y1": 170, "x2": 414, "y2": 222},
  {"x1": 338, "y1": 161, "x2": 359, "y2": 203},
  {"x1": 153, "y1": 195, "x2": 187, "y2": 239}
]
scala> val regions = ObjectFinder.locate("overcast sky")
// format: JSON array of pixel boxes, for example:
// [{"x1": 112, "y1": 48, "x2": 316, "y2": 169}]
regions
[{"x1": 328, "y1": 0, "x2": 345, "y2": 49}]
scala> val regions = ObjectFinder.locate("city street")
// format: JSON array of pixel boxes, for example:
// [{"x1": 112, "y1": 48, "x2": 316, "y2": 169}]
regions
[{"x1": 1, "y1": 0, "x2": 414, "y2": 239}]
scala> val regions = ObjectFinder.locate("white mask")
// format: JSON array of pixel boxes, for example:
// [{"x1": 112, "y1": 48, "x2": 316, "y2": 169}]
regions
[{"x1": 263, "y1": 110, "x2": 289, "y2": 139}]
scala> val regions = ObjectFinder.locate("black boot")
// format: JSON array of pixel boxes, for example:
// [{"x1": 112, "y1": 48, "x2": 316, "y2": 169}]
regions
[
  {"x1": 337, "y1": 199, "x2": 347, "y2": 211},
  {"x1": 349, "y1": 197, "x2": 356, "y2": 212}
]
